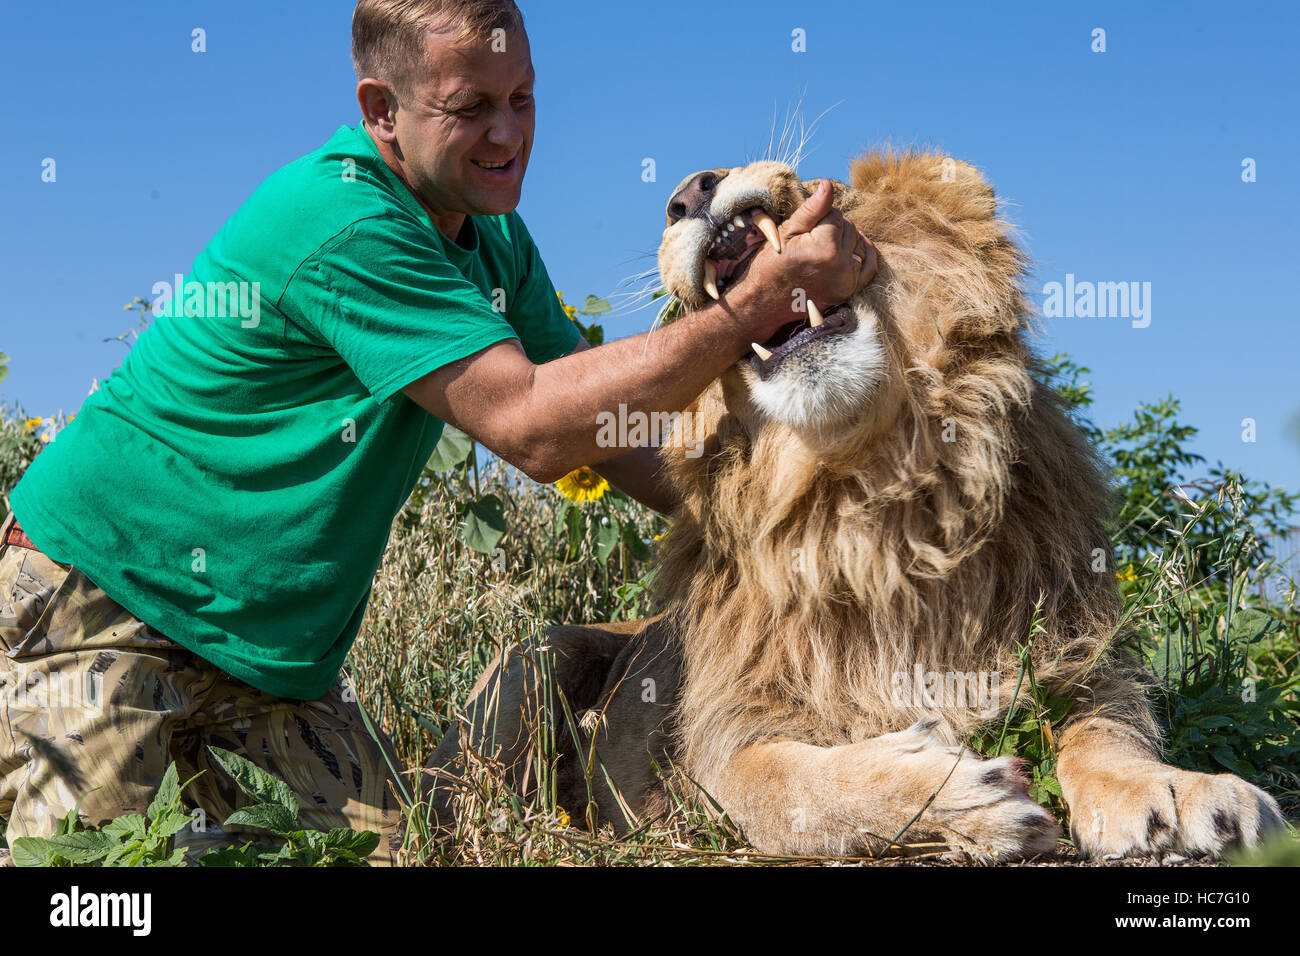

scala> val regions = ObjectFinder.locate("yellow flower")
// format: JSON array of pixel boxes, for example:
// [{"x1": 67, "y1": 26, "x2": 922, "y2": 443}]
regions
[
  {"x1": 555, "y1": 466, "x2": 609, "y2": 504},
  {"x1": 1116, "y1": 564, "x2": 1138, "y2": 582},
  {"x1": 556, "y1": 291, "x2": 579, "y2": 322},
  {"x1": 555, "y1": 805, "x2": 571, "y2": 828},
  {"x1": 23, "y1": 417, "x2": 43, "y2": 433}
]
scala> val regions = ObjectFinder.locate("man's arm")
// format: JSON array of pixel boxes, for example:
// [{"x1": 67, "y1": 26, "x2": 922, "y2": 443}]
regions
[
  {"x1": 565, "y1": 336, "x2": 679, "y2": 516},
  {"x1": 401, "y1": 300, "x2": 755, "y2": 483},
  {"x1": 401, "y1": 181, "x2": 874, "y2": 484}
]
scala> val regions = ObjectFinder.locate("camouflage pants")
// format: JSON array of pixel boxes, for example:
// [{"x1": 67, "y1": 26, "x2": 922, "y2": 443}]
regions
[{"x1": 0, "y1": 513, "x2": 406, "y2": 866}]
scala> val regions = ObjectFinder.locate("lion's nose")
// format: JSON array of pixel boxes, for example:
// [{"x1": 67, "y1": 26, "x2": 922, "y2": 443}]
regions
[{"x1": 666, "y1": 170, "x2": 723, "y2": 223}]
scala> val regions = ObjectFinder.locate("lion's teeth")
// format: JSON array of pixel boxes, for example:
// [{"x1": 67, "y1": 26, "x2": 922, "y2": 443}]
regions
[
  {"x1": 733, "y1": 216, "x2": 745, "y2": 227},
  {"x1": 703, "y1": 261, "x2": 720, "y2": 301},
  {"x1": 751, "y1": 342, "x2": 773, "y2": 360},
  {"x1": 754, "y1": 211, "x2": 782, "y2": 253},
  {"x1": 807, "y1": 300, "x2": 824, "y2": 327}
]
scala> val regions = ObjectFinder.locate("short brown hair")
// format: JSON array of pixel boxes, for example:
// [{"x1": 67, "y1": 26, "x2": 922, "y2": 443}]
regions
[{"x1": 351, "y1": 0, "x2": 524, "y2": 104}]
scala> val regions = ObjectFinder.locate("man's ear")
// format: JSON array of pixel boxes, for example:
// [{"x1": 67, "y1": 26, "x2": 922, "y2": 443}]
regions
[{"x1": 357, "y1": 79, "x2": 399, "y2": 140}]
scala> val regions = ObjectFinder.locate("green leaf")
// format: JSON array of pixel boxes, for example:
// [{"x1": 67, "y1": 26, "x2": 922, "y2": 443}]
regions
[
  {"x1": 580, "y1": 295, "x2": 611, "y2": 316},
  {"x1": 1209, "y1": 746, "x2": 1253, "y2": 777},
  {"x1": 621, "y1": 522, "x2": 651, "y2": 561},
  {"x1": 27, "y1": 830, "x2": 116, "y2": 864},
  {"x1": 147, "y1": 762, "x2": 181, "y2": 823},
  {"x1": 53, "y1": 794, "x2": 89, "y2": 837},
  {"x1": 554, "y1": 501, "x2": 575, "y2": 536},
  {"x1": 595, "y1": 520, "x2": 620, "y2": 563},
  {"x1": 11, "y1": 837, "x2": 62, "y2": 867},
  {"x1": 198, "y1": 844, "x2": 262, "y2": 867},
  {"x1": 323, "y1": 827, "x2": 381, "y2": 858},
  {"x1": 152, "y1": 847, "x2": 189, "y2": 867},
  {"x1": 206, "y1": 747, "x2": 299, "y2": 817},
  {"x1": 102, "y1": 813, "x2": 148, "y2": 842},
  {"x1": 149, "y1": 810, "x2": 196, "y2": 840},
  {"x1": 1227, "y1": 608, "x2": 1278, "y2": 645},
  {"x1": 459, "y1": 493, "x2": 506, "y2": 554},
  {"x1": 223, "y1": 802, "x2": 299, "y2": 835},
  {"x1": 564, "y1": 503, "x2": 583, "y2": 560},
  {"x1": 425, "y1": 425, "x2": 473, "y2": 472}
]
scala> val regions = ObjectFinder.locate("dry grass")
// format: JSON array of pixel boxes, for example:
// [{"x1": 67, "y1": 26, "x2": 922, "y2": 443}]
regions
[{"x1": 345, "y1": 455, "x2": 1298, "y2": 867}]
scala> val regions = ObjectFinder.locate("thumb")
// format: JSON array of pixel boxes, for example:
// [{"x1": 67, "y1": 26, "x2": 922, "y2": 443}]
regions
[{"x1": 779, "y1": 179, "x2": 832, "y2": 237}]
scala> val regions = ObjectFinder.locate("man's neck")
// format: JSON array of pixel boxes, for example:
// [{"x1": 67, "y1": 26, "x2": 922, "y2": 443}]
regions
[{"x1": 363, "y1": 124, "x2": 466, "y2": 243}]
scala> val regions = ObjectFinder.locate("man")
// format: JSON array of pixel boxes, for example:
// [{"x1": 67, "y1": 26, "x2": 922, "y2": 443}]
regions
[{"x1": 0, "y1": 0, "x2": 874, "y2": 865}]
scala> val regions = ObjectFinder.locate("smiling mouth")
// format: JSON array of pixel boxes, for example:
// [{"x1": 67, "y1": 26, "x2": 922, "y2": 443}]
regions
[
  {"x1": 749, "y1": 304, "x2": 858, "y2": 380},
  {"x1": 472, "y1": 157, "x2": 516, "y2": 172}
]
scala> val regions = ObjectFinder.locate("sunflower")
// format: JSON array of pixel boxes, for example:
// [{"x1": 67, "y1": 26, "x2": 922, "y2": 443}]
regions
[
  {"x1": 556, "y1": 291, "x2": 579, "y2": 322},
  {"x1": 555, "y1": 466, "x2": 609, "y2": 504},
  {"x1": 23, "y1": 417, "x2": 43, "y2": 433}
]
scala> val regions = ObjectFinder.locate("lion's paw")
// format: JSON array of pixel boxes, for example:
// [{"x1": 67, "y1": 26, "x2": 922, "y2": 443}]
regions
[
  {"x1": 1067, "y1": 764, "x2": 1285, "y2": 860},
  {"x1": 883, "y1": 719, "x2": 1061, "y2": 862}
]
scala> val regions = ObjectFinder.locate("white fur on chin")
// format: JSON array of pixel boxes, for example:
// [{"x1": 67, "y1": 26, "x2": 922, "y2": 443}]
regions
[{"x1": 745, "y1": 298, "x2": 887, "y2": 430}]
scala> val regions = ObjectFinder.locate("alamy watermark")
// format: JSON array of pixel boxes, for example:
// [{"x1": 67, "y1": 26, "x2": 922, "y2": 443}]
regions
[
  {"x1": 150, "y1": 274, "x2": 261, "y2": 328},
  {"x1": 890, "y1": 665, "x2": 1001, "y2": 718},
  {"x1": 1041, "y1": 273, "x2": 1151, "y2": 329},
  {"x1": 595, "y1": 403, "x2": 705, "y2": 458}
]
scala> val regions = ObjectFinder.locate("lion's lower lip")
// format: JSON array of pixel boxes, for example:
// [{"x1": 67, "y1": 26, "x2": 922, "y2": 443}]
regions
[{"x1": 750, "y1": 306, "x2": 858, "y2": 380}]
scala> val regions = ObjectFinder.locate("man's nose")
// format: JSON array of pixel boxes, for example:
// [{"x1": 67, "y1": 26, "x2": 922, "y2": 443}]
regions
[
  {"x1": 666, "y1": 171, "x2": 723, "y2": 223},
  {"x1": 487, "y1": 107, "x2": 524, "y2": 150}
]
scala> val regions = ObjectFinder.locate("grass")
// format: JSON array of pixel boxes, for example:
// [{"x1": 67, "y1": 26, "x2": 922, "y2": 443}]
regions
[
  {"x1": 2, "y1": 410, "x2": 1297, "y2": 866},
  {"x1": 346, "y1": 453, "x2": 1299, "y2": 866}
]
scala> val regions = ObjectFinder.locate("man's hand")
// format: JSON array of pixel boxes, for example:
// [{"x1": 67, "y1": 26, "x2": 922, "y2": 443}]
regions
[{"x1": 726, "y1": 180, "x2": 877, "y2": 344}]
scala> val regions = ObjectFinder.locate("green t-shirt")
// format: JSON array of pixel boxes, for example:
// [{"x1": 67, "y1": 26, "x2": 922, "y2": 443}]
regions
[{"x1": 11, "y1": 123, "x2": 580, "y2": 700}]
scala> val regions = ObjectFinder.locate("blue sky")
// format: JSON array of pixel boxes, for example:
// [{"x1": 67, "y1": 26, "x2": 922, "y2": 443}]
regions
[{"x1": 2, "y1": 0, "x2": 1297, "y2": 507}]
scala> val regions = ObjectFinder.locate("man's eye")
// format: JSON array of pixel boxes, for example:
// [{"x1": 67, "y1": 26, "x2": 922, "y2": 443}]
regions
[
  {"x1": 513, "y1": 93, "x2": 534, "y2": 108},
  {"x1": 456, "y1": 103, "x2": 482, "y2": 117}
]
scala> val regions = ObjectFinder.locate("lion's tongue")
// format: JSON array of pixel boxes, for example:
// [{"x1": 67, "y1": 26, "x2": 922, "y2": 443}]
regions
[{"x1": 713, "y1": 230, "x2": 766, "y2": 286}]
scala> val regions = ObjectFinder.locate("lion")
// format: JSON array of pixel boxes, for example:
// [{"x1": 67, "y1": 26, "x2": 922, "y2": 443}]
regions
[{"x1": 427, "y1": 150, "x2": 1286, "y2": 861}]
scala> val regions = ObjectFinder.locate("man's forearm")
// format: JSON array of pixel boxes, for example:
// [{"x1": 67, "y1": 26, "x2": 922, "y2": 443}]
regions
[
  {"x1": 521, "y1": 303, "x2": 753, "y2": 482},
  {"x1": 590, "y1": 444, "x2": 680, "y2": 516}
]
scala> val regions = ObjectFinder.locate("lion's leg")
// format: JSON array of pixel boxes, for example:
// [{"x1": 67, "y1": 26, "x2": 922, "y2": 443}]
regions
[
  {"x1": 423, "y1": 619, "x2": 654, "y2": 826},
  {"x1": 1056, "y1": 712, "x2": 1285, "y2": 859},
  {"x1": 574, "y1": 618, "x2": 681, "y2": 833},
  {"x1": 703, "y1": 718, "x2": 1060, "y2": 860}
]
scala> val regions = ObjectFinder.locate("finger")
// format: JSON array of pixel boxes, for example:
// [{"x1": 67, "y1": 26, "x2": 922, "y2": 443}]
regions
[
  {"x1": 854, "y1": 233, "x2": 878, "y2": 285},
  {"x1": 837, "y1": 216, "x2": 857, "y2": 254},
  {"x1": 807, "y1": 207, "x2": 847, "y2": 246},
  {"x1": 780, "y1": 179, "x2": 833, "y2": 237}
]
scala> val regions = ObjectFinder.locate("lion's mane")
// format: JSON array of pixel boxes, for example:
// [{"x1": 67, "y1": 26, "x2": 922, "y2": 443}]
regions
[{"x1": 651, "y1": 151, "x2": 1157, "y2": 789}]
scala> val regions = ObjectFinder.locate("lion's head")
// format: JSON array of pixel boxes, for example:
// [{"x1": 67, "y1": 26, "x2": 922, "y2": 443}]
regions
[
  {"x1": 657, "y1": 153, "x2": 1031, "y2": 439},
  {"x1": 651, "y1": 151, "x2": 1131, "y2": 781}
]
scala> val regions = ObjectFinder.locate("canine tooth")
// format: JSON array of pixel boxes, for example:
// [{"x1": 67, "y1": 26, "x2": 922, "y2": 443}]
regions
[
  {"x1": 733, "y1": 216, "x2": 744, "y2": 227},
  {"x1": 751, "y1": 342, "x2": 773, "y2": 360},
  {"x1": 807, "y1": 300, "x2": 824, "y2": 327},
  {"x1": 703, "y1": 261, "x2": 720, "y2": 300},
  {"x1": 754, "y1": 211, "x2": 782, "y2": 253}
]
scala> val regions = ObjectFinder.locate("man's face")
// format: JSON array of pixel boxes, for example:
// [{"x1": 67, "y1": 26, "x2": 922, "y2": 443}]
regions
[{"x1": 391, "y1": 25, "x2": 535, "y2": 224}]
